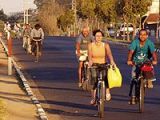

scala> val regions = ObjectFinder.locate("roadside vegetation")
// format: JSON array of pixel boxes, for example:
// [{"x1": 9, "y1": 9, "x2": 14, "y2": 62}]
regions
[
  {"x1": 0, "y1": 100, "x2": 7, "y2": 120},
  {"x1": 34, "y1": 0, "x2": 153, "y2": 41}
]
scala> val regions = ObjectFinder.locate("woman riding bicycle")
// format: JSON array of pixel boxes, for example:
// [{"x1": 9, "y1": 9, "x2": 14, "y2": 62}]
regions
[
  {"x1": 127, "y1": 29, "x2": 157, "y2": 104},
  {"x1": 88, "y1": 29, "x2": 116, "y2": 105}
]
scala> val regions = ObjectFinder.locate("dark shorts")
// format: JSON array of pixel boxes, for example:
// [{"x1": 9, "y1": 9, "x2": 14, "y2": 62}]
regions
[{"x1": 90, "y1": 65, "x2": 109, "y2": 90}]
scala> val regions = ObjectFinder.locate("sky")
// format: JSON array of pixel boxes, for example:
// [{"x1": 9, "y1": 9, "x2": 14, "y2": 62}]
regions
[{"x1": 0, "y1": 0, "x2": 36, "y2": 15}]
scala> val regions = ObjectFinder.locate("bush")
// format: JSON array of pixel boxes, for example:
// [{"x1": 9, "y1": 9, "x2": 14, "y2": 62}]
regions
[{"x1": 0, "y1": 20, "x2": 4, "y2": 32}]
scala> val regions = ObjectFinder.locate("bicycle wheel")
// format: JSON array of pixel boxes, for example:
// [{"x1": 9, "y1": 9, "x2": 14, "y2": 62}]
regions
[
  {"x1": 35, "y1": 42, "x2": 39, "y2": 62},
  {"x1": 139, "y1": 78, "x2": 145, "y2": 113},
  {"x1": 97, "y1": 82, "x2": 105, "y2": 118},
  {"x1": 82, "y1": 62, "x2": 88, "y2": 90},
  {"x1": 83, "y1": 62, "x2": 91, "y2": 91}
]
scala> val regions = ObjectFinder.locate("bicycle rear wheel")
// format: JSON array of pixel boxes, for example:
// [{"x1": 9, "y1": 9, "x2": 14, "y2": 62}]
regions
[
  {"x1": 97, "y1": 82, "x2": 105, "y2": 118},
  {"x1": 139, "y1": 78, "x2": 145, "y2": 113}
]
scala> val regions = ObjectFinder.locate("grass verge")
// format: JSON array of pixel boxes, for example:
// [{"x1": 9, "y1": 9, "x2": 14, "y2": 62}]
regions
[{"x1": 0, "y1": 99, "x2": 7, "y2": 120}]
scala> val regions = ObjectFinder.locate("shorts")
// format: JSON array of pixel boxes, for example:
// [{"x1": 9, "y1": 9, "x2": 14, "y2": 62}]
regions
[
  {"x1": 90, "y1": 66, "x2": 109, "y2": 90},
  {"x1": 76, "y1": 50, "x2": 88, "y2": 62}
]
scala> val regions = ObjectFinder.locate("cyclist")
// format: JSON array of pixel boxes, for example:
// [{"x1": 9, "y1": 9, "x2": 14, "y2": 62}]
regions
[
  {"x1": 127, "y1": 29, "x2": 157, "y2": 104},
  {"x1": 22, "y1": 24, "x2": 32, "y2": 53},
  {"x1": 31, "y1": 24, "x2": 44, "y2": 56},
  {"x1": 88, "y1": 29, "x2": 116, "y2": 105},
  {"x1": 76, "y1": 26, "x2": 94, "y2": 88}
]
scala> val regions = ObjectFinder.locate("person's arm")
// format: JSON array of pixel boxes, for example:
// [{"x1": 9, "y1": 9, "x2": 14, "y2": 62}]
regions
[
  {"x1": 127, "y1": 50, "x2": 134, "y2": 65},
  {"x1": 76, "y1": 42, "x2": 81, "y2": 56},
  {"x1": 88, "y1": 43, "x2": 93, "y2": 67},
  {"x1": 105, "y1": 43, "x2": 115, "y2": 65},
  {"x1": 30, "y1": 29, "x2": 34, "y2": 40},
  {"x1": 148, "y1": 40, "x2": 158, "y2": 65},
  {"x1": 127, "y1": 40, "x2": 137, "y2": 65},
  {"x1": 40, "y1": 28, "x2": 44, "y2": 39},
  {"x1": 76, "y1": 36, "x2": 82, "y2": 57},
  {"x1": 152, "y1": 52, "x2": 157, "y2": 65}
]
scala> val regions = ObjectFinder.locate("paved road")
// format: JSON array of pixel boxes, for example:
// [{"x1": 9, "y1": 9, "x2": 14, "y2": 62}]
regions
[{"x1": 10, "y1": 36, "x2": 160, "y2": 120}]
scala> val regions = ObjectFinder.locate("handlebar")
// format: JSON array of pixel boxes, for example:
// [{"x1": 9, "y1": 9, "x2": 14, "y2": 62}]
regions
[
  {"x1": 32, "y1": 39, "x2": 42, "y2": 42},
  {"x1": 89, "y1": 63, "x2": 111, "y2": 70},
  {"x1": 127, "y1": 60, "x2": 154, "y2": 66}
]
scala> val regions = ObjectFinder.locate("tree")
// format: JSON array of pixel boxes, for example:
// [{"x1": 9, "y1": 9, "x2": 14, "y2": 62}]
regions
[
  {"x1": 96, "y1": 0, "x2": 117, "y2": 23},
  {"x1": 57, "y1": 9, "x2": 75, "y2": 32},
  {"x1": 34, "y1": 0, "x2": 63, "y2": 35},
  {"x1": 77, "y1": 0, "x2": 96, "y2": 19},
  {"x1": 120, "y1": 0, "x2": 152, "y2": 41},
  {"x1": 0, "y1": 9, "x2": 7, "y2": 21}
]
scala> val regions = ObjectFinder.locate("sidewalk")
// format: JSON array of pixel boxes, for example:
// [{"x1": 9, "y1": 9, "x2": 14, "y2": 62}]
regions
[{"x1": 0, "y1": 41, "x2": 38, "y2": 119}]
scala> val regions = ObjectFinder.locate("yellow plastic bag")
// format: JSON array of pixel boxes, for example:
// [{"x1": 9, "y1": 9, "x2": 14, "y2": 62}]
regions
[{"x1": 107, "y1": 66, "x2": 122, "y2": 88}]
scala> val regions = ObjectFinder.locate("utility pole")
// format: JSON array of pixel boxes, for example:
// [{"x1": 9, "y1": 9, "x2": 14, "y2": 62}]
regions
[
  {"x1": 23, "y1": 0, "x2": 29, "y2": 24},
  {"x1": 72, "y1": 0, "x2": 77, "y2": 36}
]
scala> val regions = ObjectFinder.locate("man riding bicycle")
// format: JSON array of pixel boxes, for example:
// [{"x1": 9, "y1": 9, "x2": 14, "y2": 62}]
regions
[
  {"x1": 31, "y1": 24, "x2": 44, "y2": 56},
  {"x1": 22, "y1": 24, "x2": 32, "y2": 53},
  {"x1": 76, "y1": 26, "x2": 94, "y2": 88},
  {"x1": 127, "y1": 29, "x2": 157, "y2": 104}
]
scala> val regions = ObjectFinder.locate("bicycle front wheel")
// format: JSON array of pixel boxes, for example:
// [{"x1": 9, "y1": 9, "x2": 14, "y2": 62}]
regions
[
  {"x1": 139, "y1": 78, "x2": 145, "y2": 113},
  {"x1": 97, "y1": 82, "x2": 105, "y2": 118},
  {"x1": 36, "y1": 42, "x2": 39, "y2": 62}
]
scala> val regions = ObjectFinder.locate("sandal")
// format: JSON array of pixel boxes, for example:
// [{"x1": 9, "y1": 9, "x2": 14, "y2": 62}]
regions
[
  {"x1": 90, "y1": 98, "x2": 96, "y2": 105},
  {"x1": 106, "y1": 93, "x2": 111, "y2": 101}
]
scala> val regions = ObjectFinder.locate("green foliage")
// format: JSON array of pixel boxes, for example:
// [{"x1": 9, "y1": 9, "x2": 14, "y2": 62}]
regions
[
  {"x1": 34, "y1": 0, "x2": 64, "y2": 35},
  {"x1": 34, "y1": 0, "x2": 153, "y2": 35},
  {"x1": 58, "y1": 10, "x2": 75, "y2": 31},
  {"x1": 0, "y1": 20, "x2": 4, "y2": 32},
  {"x1": 77, "y1": 0, "x2": 96, "y2": 19},
  {"x1": 0, "y1": 9, "x2": 7, "y2": 21},
  {"x1": 123, "y1": 0, "x2": 152, "y2": 22},
  {"x1": 96, "y1": 0, "x2": 117, "y2": 23}
]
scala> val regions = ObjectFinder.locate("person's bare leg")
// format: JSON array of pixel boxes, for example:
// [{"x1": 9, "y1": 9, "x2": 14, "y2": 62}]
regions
[
  {"x1": 106, "y1": 88, "x2": 111, "y2": 101},
  {"x1": 78, "y1": 61, "x2": 83, "y2": 87},
  {"x1": 90, "y1": 89, "x2": 96, "y2": 104}
]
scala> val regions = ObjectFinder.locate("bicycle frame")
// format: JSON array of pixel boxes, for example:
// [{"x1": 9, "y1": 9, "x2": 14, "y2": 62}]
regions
[
  {"x1": 32, "y1": 39, "x2": 42, "y2": 62},
  {"x1": 97, "y1": 71, "x2": 106, "y2": 118},
  {"x1": 81, "y1": 60, "x2": 91, "y2": 91},
  {"x1": 24, "y1": 35, "x2": 31, "y2": 53},
  {"x1": 129, "y1": 61, "x2": 153, "y2": 113},
  {"x1": 91, "y1": 63, "x2": 109, "y2": 118}
]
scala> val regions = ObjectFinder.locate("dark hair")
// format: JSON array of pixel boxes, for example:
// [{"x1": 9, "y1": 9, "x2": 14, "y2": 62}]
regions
[
  {"x1": 93, "y1": 29, "x2": 104, "y2": 37},
  {"x1": 35, "y1": 24, "x2": 41, "y2": 28},
  {"x1": 139, "y1": 29, "x2": 148, "y2": 35}
]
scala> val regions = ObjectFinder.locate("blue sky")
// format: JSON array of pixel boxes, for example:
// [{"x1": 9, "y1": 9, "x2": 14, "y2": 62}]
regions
[{"x1": 0, "y1": 0, "x2": 36, "y2": 15}]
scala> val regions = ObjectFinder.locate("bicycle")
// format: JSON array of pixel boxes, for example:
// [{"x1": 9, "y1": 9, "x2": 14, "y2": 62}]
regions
[
  {"x1": 23, "y1": 35, "x2": 31, "y2": 53},
  {"x1": 78, "y1": 50, "x2": 91, "y2": 91},
  {"x1": 129, "y1": 61, "x2": 154, "y2": 113},
  {"x1": 90, "y1": 63, "x2": 110, "y2": 118},
  {"x1": 32, "y1": 38, "x2": 42, "y2": 62}
]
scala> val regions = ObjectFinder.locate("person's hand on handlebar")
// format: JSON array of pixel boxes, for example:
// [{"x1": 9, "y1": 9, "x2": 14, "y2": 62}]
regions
[
  {"x1": 152, "y1": 60, "x2": 157, "y2": 65},
  {"x1": 127, "y1": 60, "x2": 134, "y2": 66},
  {"x1": 88, "y1": 61, "x2": 93, "y2": 68},
  {"x1": 110, "y1": 61, "x2": 116, "y2": 67}
]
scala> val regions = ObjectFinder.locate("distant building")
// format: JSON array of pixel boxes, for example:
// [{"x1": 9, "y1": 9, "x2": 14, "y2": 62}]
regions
[
  {"x1": 148, "y1": 0, "x2": 159, "y2": 14},
  {"x1": 143, "y1": 0, "x2": 160, "y2": 39}
]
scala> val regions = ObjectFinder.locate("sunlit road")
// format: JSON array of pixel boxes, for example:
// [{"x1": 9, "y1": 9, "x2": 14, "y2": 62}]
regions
[{"x1": 11, "y1": 36, "x2": 160, "y2": 120}]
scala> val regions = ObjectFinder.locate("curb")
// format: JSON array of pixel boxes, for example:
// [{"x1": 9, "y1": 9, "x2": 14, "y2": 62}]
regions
[{"x1": 0, "y1": 38, "x2": 48, "y2": 120}]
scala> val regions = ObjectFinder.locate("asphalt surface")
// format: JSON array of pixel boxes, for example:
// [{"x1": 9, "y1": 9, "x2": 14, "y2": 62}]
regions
[{"x1": 9, "y1": 36, "x2": 160, "y2": 120}]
